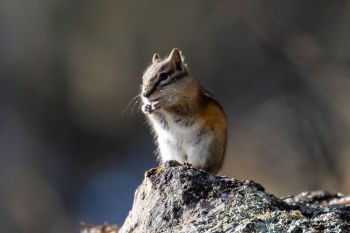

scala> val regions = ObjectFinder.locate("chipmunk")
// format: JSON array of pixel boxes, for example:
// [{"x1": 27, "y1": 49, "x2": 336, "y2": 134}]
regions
[{"x1": 141, "y1": 48, "x2": 227, "y2": 174}]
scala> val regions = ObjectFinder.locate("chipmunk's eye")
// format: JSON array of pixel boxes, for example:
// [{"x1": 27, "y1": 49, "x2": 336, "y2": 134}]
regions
[{"x1": 159, "y1": 72, "x2": 169, "y2": 81}]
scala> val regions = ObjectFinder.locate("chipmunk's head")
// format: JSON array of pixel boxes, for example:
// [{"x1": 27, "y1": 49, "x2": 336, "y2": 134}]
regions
[{"x1": 141, "y1": 48, "x2": 196, "y2": 109}]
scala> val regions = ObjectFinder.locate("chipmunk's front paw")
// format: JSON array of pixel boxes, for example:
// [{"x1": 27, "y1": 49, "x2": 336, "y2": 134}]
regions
[
  {"x1": 142, "y1": 104, "x2": 153, "y2": 114},
  {"x1": 151, "y1": 101, "x2": 161, "y2": 111},
  {"x1": 142, "y1": 101, "x2": 161, "y2": 114}
]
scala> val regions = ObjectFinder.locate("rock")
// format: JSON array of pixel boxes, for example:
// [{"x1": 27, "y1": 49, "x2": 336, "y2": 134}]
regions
[{"x1": 118, "y1": 161, "x2": 350, "y2": 233}]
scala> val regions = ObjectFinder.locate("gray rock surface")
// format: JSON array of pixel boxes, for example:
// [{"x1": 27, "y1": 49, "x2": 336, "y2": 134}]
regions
[{"x1": 118, "y1": 161, "x2": 350, "y2": 233}]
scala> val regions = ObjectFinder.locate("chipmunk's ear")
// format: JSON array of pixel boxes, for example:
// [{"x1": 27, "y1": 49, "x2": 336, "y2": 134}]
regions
[
  {"x1": 168, "y1": 48, "x2": 183, "y2": 64},
  {"x1": 152, "y1": 53, "x2": 160, "y2": 64}
]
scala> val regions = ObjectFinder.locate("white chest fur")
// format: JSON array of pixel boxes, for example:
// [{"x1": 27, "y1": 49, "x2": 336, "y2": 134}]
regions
[{"x1": 149, "y1": 111, "x2": 213, "y2": 168}]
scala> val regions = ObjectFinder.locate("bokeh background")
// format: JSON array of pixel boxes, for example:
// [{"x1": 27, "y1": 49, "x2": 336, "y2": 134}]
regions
[{"x1": 1, "y1": 0, "x2": 350, "y2": 232}]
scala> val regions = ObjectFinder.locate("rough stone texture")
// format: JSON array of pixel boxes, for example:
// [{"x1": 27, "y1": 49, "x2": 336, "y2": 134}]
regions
[{"x1": 117, "y1": 161, "x2": 350, "y2": 233}]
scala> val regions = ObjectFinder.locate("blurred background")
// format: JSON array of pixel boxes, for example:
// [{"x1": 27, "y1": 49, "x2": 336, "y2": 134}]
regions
[{"x1": 1, "y1": 0, "x2": 350, "y2": 232}]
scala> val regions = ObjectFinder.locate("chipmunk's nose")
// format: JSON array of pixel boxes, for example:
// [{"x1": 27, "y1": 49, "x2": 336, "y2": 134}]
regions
[{"x1": 143, "y1": 89, "x2": 151, "y2": 98}]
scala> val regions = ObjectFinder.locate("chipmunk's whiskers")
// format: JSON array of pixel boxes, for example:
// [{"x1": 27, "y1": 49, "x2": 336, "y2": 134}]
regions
[
  {"x1": 121, "y1": 93, "x2": 141, "y2": 115},
  {"x1": 131, "y1": 99, "x2": 140, "y2": 114}
]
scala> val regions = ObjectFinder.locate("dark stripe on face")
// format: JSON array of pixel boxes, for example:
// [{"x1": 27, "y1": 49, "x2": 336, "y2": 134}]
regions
[
  {"x1": 159, "y1": 69, "x2": 188, "y2": 88},
  {"x1": 143, "y1": 67, "x2": 187, "y2": 97}
]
